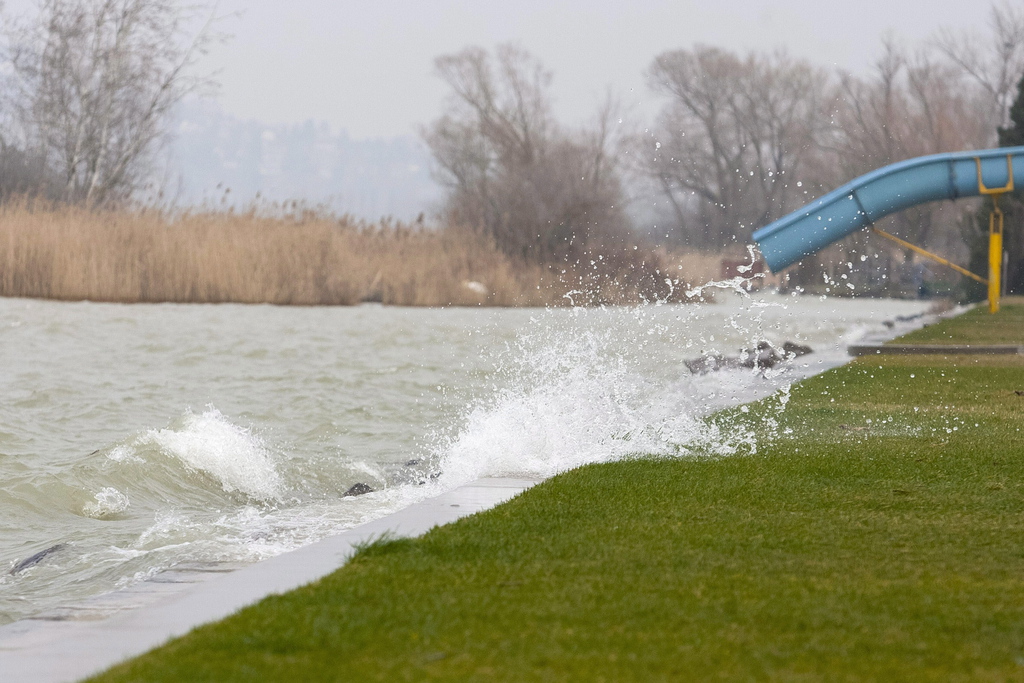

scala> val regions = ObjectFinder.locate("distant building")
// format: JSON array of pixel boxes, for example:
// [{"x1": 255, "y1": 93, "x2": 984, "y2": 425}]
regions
[{"x1": 155, "y1": 99, "x2": 442, "y2": 222}]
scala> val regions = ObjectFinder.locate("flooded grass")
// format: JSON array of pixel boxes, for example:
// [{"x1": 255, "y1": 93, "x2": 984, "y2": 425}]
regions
[{"x1": 89, "y1": 304, "x2": 1024, "y2": 681}]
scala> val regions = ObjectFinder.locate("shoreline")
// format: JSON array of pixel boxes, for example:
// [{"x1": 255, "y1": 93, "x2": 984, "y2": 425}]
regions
[
  {"x1": 83, "y1": 301, "x2": 1024, "y2": 680},
  {"x1": 0, "y1": 478, "x2": 539, "y2": 683},
  {"x1": 0, "y1": 301, "x2": 945, "y2": 681}
]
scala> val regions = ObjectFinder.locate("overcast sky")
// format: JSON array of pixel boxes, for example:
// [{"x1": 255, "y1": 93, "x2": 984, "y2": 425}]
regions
[{"x1": 6, "y1": 0, "x2": 1000, "y2": 139}]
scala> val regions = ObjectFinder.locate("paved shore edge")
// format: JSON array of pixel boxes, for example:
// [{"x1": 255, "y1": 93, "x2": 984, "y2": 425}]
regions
[
  {"x1": 0, "y1": 477, "x2": 540, "y2": 683},
  {"x1": 849, "y1": 343, "x2": 1024, "y2": 355}
]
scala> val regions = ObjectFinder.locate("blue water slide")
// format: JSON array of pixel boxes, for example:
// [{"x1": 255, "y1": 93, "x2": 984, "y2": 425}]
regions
[{"x1": 752, "y1": 146, "x2": 1024, "y2": 272}]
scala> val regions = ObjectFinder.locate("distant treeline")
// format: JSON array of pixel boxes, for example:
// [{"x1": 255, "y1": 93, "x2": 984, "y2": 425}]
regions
[
  {"x1": 1, "y1": 1, "x2": 1023, "y2": 302},
  {"x1": 420, "y1": 3, "x2": 1024, "y2": 296}
]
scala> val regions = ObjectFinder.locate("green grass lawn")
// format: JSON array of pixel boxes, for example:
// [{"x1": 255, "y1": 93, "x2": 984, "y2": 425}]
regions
[
  {"x1": 896, "y1": 298, "x2": 1024, "y2": 345},
  {"x1": 91, "y1": 304, "x2": 1024, "y2": 682}
]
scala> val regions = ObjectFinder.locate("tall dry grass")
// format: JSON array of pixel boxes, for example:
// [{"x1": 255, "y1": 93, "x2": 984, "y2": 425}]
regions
[{"x1": 0, "y1": 202, "x2": 701, "y2": 306}]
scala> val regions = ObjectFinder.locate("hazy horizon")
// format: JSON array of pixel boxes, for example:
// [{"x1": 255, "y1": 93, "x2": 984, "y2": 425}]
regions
[
  {"x1": 180, "y1": 0, "x2": 993, "y2": 139},
  {"x1": 1, "y1": 1, "x2": 1003, "y2": 219},
  {"x1": 4, "y1": 0, "x2": 995, "y2": 139}
]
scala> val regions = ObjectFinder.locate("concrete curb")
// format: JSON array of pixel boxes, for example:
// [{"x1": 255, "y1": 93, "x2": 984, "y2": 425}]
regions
[
  {"x1": 0, "y1": 476, "x2": 541, "y2": 683},
  {"x1": 848, "y1": 343, "x2": 1024, "y2": 356}
]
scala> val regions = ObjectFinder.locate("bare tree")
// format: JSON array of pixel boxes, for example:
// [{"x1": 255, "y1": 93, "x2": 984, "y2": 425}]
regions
[
  {"x1": 642, "y1": 46, "x2": 831, "y2": 250},
  {"x1": 829, "y1": 40, "x2": 990, "y2": 260},
  {"x1": 7, "y1": 0, "x2": 219, "y2": 206},
  {"x1": 424, "y1": 44, "x2": 632, "y2": 264},
  {"x1": 831, "y1": 40, "x2": 910, "y2": 170},
  {"x1": 934, "y1": 1, "x2": 1024, "y2": 136}
]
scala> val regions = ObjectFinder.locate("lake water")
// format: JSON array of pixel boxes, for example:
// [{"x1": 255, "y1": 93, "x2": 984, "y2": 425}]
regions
[{"x1": 0, "y1": 292, "x2": 932, "y2": 624}]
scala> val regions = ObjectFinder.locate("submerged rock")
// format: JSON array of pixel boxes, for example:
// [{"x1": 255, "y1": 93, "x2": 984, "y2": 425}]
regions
[
  {"x1": 342, "y1": 483, "x2": 375, "y2": 498},
  {"x1": 683, "y1": 353, "x2": 737, "y2": 374},
  {"x1": 738, "y1": 341, "x2": 783, "y2": 370},
  {"x1": 685, "y1": 341, "x2": 813, "y2": 375},
  {"x1": 782, "y1": 341, "x2": 813, "y2": 358},
  {"x1": 10, "y1": 543, "x2": 67, "y2": 575}
]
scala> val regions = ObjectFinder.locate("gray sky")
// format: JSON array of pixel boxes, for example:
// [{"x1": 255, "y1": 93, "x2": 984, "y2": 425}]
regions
[
  {"x1": 199, "y1": 0, "x2": 993, "y2": 139},
  {"x1": 3, "y1": 0, "x2": 998, "y2": 139}
]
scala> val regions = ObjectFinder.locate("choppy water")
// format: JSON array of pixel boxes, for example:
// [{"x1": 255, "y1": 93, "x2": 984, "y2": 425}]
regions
[{"x1": 0, "y1": 292, "x2": 931, "y2": 624}]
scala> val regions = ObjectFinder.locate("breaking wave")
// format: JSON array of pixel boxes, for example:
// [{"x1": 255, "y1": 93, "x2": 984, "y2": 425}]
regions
[
  {"x1": 112, "y1": 407, "x2": 283, "y2": 501},
  {"x1": 431, "y1": 298, "x2": 803, "y2": 486}
]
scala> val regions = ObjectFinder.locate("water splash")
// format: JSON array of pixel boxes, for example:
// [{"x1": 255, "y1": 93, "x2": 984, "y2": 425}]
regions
[
  {"x1": 82, "y1": 487, "x2": 130, "y2": 519},
  {"x1": 432, "y1": 287, "x2": 806, "y2": 486},
  {"x1": 113, "y1": 407, "x2": 282, "y2": 501}
]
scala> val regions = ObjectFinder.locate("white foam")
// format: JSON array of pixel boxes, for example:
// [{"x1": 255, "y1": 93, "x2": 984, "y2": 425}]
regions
[
  {"x1": 433, "y1": 300, "x2": 785, "y2": 485},
  {"x1": 139, "y1": 408, "x2": 282, "y2": 501},
  {"x1": 82, "y1": 487, "x2": 130, "y2": 519},
  {"x1": 107, "y1": 445, "x2": 144, "y2": 464},
  {"x1": 431, "y1": 287, "x2": 908, "y2": 487}
]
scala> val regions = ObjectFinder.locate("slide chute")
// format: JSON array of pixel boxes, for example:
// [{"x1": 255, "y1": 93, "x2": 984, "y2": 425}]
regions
[{"x1": 752, "y1": 146, "x2": 1024, "y2": 312}]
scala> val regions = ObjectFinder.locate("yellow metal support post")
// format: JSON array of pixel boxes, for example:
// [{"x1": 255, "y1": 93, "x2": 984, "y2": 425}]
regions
[
  {"x1": 989, "y1": 199, "x2": 1004, "y2": 313},
  {"x1": 976, "y1": 155, "x2": 1013, "y2": 314}
]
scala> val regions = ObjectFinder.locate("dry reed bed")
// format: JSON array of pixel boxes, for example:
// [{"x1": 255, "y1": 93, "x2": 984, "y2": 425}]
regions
[{"x1": 0, "y1": 205, "x2": 700, "y2": 306}]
